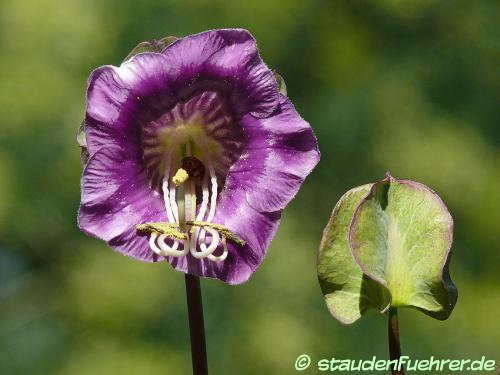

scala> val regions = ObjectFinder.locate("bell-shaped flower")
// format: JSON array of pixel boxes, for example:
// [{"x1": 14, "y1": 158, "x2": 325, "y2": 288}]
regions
[{"x1": 78, "y1": 29, "x2": 320, "y2": 284}]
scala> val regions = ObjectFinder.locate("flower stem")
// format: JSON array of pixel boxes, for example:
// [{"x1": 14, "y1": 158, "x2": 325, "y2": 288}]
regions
[
  {"x1": 388, "y1": 308, "x2": 404, "y2": 375},
  {"x1": 185, "y1": 274, "x2": 208, "y2": 375}
]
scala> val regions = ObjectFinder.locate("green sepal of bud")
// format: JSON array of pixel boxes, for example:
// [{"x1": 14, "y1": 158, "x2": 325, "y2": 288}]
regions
[
  {"x1": 123, "y1": 36, "x2": 179, "y2": 62},
  {"x1": 187, "y1": 221, "x2": 246, "y2": 247},
  {"x1": 273, "y1": 70, "x2": 287, "y2": 96},
  {"x1": 136, "y1": 222, "x2": 187, "y2": 240}
]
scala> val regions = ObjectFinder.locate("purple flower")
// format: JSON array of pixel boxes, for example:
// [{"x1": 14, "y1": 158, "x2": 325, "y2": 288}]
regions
[{"x1": 78, "y1": 29, "x2": 319, "y2": 284}]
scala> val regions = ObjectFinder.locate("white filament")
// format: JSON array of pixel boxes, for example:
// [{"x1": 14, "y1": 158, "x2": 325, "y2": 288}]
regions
[
  {"x1": 189, "y1": 178, "x2": 210, "y2": 255},
  {"x1": 149, "y1": 151, "x2": 181, "y2": 256},
  {"x1": 194, "y1": 159, "x2": 223, "y2": 259},
  {"x1": 149, "y1": 233, "x2": 186, "y2": 257},
  {"x1": 207, "y1": 161, "x2": 218, "y2": 222},
  {"x1": 169, "y1": 181, "x2": 179, "y2": 223},
  {"x1": 197, "y1": 178, "x2": 210, "y2": 222},
  {"x1": 159, "y1": 233, "x2": 189, "y2": 256},
  {"x1": 207, "y1": 237, "x2": 228, "y2": 262},
  {"x1": 198, "y1": 160, "x2": 218, "y2": 244},
  {"x1": 191, "y1": 228, "x2": 220, "y2": 259},
  {"x1": 149, "y1": 233, "x2": 163, "y2": 255},
  {"x1": 162, "y1": 152, "x2": 176, "y2": 223}
]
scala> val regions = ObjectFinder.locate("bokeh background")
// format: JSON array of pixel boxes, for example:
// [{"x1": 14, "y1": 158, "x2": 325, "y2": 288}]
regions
[{"x1": 1, "y1": 0, "x2": 499, "y2": 374}]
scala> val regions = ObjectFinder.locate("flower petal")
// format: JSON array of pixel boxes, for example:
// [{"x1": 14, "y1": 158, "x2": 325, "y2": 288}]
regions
[
  {"x1": 161, "y1": 29, "x2": 279, "y2": 118},
  {"x1": 84, "y1": 55, "x2": 171, "y2": 155},
  {"x1": 231, "y1": 95, "x2": 320, "y2": 213},
  {"x1": 78, "y1": 145, "x2": 165, "y2": 262}
]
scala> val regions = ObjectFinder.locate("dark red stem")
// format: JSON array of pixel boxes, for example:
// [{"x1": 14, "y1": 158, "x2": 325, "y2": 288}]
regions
[
  {"x1": 388, "y1": 308, "x2": 404, "y2": 375},
  {"x1": 185, "y1": 274, "x2": 208, "y2": 375}
]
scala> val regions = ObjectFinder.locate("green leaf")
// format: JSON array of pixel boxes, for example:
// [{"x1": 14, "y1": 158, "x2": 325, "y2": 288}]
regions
[
  {"x1": 349, "y1": 173, "x2": 457, "y2": 320},
  {"x1": 318, "y1": 185, "x2": 390, "y2": 324},
  {"x1": 123, "y1": 36, "x2": 179, "y2": 62}
]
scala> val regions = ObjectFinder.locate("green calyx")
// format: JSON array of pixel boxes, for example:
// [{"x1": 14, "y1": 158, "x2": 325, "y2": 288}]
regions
[
  {"x1": 123, "y1": 36, "x2": 179, "y2": 62},
  {"x1": 273, "y1": 71, "x2": 287, "y2": 96}
]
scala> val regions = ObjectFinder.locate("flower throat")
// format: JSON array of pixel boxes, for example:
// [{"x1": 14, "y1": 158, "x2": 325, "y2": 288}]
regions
[{"x1": 138, "y1": 121, "x2": 245, "y2": 261}]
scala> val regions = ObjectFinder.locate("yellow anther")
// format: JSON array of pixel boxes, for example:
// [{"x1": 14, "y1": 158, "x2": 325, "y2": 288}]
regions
[
  {"x1": 172, "y1": 168, "x2": 189, "y2": 187},
  {"x1": 186, "y1": 221, "x2": 246, "y2": 247},
  {"x1": 136, "y1": 222, "x2": 187, "y2": 240}
]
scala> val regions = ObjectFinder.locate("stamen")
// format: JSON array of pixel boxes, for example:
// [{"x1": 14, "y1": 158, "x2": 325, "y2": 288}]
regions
[
  {"x1": 207, "y1": 237, "x2": 229, "y2": 262},
  {"x1": 157, "y1": 233, "x2": 189, "y2": 257},
  {"x1": 192, "y1": 228, "x2": 220, "y2": 259},
  {"x1": 150, "y1": 152, "x2": 182, "y2": 255},
  {"x1": 197, "y1": 178, "x2": 210, "y2": 222},
  {"x1": 190, "y1": 157, "x2": 221, "y2": 258},
  {"x1": 157, "y1": 234, "x2": 187, "y2": 257},
  {"x1": 187, "y1": 221, "x2": 245, "y2": 247},
  {"x1": 207, "y1": 161, "x2": 218, "y2": 222},
  {"x1": 169, "y1": 181, "x2": 179, "y2": 224},
  {"x1": 148, "y1": 233, "x2": 186, "y2": 257},
  {"x1": 136, "y1": 222, "x2": 186, "y2": 240},
  {"x1": 149, "y1": 233, "x2": 163, "y2": 255},
  {"x1": 189, "y1": 177, "x2": 209, "y2": 255},
  {"x1": 162, "y1": 152, "x2": 176, "y2": 223},
  {"x1": 197, "y1": 159, "x2": 220, "y2": 253}
]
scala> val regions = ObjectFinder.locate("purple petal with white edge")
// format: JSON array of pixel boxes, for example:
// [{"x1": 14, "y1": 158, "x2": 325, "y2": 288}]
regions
[
  {"x1": 161, "y1": 29, "x2": 278, "y2": 118},
  {"x1": 84, "y1": 55, "x2": 171, "y2": 155},
  {"x1": 231, "y1": 95, "x2": 320, "y2": 213},
  {"x1": 78, "y1": 145, "x2": 166, "y2": 262}
]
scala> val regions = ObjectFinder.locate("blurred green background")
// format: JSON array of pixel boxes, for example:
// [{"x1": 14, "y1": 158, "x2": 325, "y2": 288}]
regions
[{"x1": 0, "y1": 0, "x2": 499, "y2": 374}]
